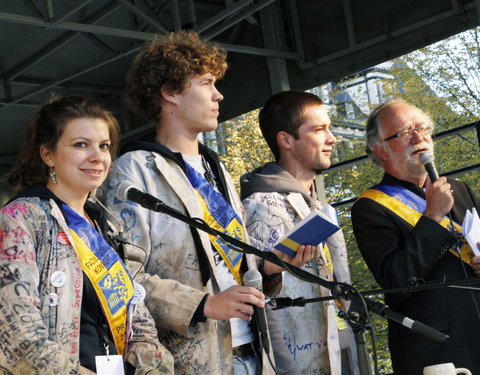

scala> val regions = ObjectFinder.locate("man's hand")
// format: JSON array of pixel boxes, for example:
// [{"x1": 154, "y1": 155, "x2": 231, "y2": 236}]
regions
[
  {"x1": 262, "y1": 244, "x2": 315, "y2": 275},
  {"x1": 423, "y1": 176, "x2": 454, "y2": 223},
  {"x1": 203, "y1": 286, "x2": 265, "y2": 321},
  {"x1": 471, "y1": 244, "x2": 480, "y2": 276}
]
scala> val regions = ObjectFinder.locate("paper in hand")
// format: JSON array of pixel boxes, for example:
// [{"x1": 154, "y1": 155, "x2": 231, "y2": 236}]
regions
[{"x1": 462, "y1": 208, "x2": 480, "y2": 256}]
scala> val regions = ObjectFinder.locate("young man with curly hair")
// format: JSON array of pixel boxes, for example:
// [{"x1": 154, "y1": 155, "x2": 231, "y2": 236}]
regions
[{"x1": 100, "y1": 31, "x2": 282, "y2": 375}]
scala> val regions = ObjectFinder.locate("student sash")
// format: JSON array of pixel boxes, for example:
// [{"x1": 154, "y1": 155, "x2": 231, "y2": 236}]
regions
[
  {"x1": 62, "y1": 204, "x2": 134, "y2": 355},
  {"x1": 359, "y1": 184, "x2": 473, "y2": 266},
  {"x1": 184, "y1": 162, "x2": 245, "y2": 285}
]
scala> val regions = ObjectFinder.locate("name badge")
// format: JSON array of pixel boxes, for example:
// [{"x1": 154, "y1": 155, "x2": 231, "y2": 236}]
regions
[{"x1": 95, "y1": 355, "x2": 125, "y2": 375}]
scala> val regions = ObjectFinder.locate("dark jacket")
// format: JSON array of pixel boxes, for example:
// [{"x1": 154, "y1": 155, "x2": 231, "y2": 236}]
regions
[{"x1": 352, "y1": 173, "x2": 480, "y2": 375}]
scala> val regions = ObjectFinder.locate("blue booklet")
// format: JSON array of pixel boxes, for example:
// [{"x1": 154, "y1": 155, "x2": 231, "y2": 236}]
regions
[{"x1": 274, "y1": 210, "x2": 341, "y2": 258}]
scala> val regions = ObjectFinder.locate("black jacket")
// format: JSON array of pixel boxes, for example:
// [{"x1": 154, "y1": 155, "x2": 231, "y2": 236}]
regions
[{"x1": 352, "y1": 173, "x2": 480, "y2": 375}]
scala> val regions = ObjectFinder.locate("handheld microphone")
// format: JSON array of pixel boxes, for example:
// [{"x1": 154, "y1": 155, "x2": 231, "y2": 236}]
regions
[
  {"x1": 115, "y1": 182, "x2": 168, "y2": 212},
  {"x1": 419, "y1": 151, "x2": 439, "y2": 182},
  {"x1": 243, "y1": 269, "x2": 270, "y2": 354}
]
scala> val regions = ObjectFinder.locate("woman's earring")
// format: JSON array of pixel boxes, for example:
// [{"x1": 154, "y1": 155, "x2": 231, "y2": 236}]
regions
[{"x1": 49, "y1": 167, "x2": 58, "y2": 184}]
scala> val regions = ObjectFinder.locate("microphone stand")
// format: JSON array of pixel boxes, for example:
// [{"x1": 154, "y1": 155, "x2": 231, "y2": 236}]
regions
[
  {"x1": 145, "y1": 197, "x2": 344, "y2": 291},
  {"x1": 131, "y1": 197, "x2": 477, "y2": 375},
  {"x1": 270, "y1": 277, "x2": 480, "y2": 375}
]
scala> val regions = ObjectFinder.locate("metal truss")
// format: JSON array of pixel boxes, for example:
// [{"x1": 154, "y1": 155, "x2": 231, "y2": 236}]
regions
[{"x1": 0, "y1": 0, "x2": 301, "y2": 113}]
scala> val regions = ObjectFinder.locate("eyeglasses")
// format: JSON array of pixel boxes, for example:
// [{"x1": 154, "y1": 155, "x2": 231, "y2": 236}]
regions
[{"x1": 382, "y1": 125, "x2": 433, "y2": 142}]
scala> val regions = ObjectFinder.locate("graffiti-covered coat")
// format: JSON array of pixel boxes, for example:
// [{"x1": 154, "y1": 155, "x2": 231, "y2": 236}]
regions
[
  {"x1": 99, "y1": 140, "x2": 277, "y2": 375},
  {"x1": 241, "y1": 163, "x2": 353, "y2": 375},
  {"x1": 0, "y1": 195, "x2": 173, "y2": 375}
]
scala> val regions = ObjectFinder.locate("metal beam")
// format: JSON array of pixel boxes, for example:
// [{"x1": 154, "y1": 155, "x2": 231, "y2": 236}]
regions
[
  {"x1": 0, "y1": 99, "x2": 43, "y2": 108},
  {"x1": 2, "y1": 79, "x2": 12, "y2": 101},
  {"x1": 0, "y1": 11, "x2": 158, "y2": 40},
  {"x1": 22, "y1": 0, "x2": 44, "y2": 19},
  {"x1": 9, "y1": 76, "x2": 121, "y2": 94},
  {"x1": 299, "y1": 1, "x2": 477, "y2": 69},
  {"x1": 343, "y1": 0, "x2": 356, "y2": 46},
  {"x1": 84, "y1": 33, "x2": 117, "y2": 53},
  {"x1": 287, "y1": 0, "x2": 305, "y2": 58},
  {"x1": 0, "y1": 47, "x2": 142, "y2": 112},
  {"x1": 221, "y1": 42, "x2": 299, "y2": 59},
  {"x1": 186, "y1": 0, "x2": 197, "y2": 27},
  {"x1": 1, "y1": 3, "x2": 121, "y2": 83},
  {"x1": 45, "y1": 0, "x2": 54, "y2": 21},
  {"x1": 477, "y1": 0, "x2": 480, "y2": 27},
  {"x1": 196, "y1": 0, "x2": 264, "y2": 33},
  {"x1": 52, "y1": 0, "x2": 94, "y2": 24},
  {"x1": 260, "y1": 2, "x2": 290, "y2": 94},
  {"x1": 116, "y1": 0, "x2": 168, "y2": 34},
  {"x1": 203, "y1": 0, "x2": 275, "y2": 39},
  {"x1": 171, "y1": 0, "x2": 182, "y2": 31},
  {"x1": 0, "y1": 10, "x2": 299, "y2": 59}
]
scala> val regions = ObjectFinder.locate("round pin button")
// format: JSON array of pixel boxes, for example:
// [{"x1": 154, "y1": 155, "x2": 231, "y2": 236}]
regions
[
  {"x1": 57, "y1": 231, "x2": 70, "y2": 245},
  {"x1": 50, "y1": 271, "x2": 67, "y2": 288},
  {"x1": 48, "y1": 292, "x2": 58, "y2": 306},
  {"x1": 131, "y1": 283, "x2": 146, "y2": 305}
]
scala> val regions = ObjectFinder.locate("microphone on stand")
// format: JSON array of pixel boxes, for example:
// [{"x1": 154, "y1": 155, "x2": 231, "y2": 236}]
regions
[
  {"x1": 243, "y1": 269, "x2": 270, "y2": 354},
  {"x1": 419, "y1": 151, "x2": 439, "y2": 182},
  {"x1": 115, "y1": 182, "x2": 172, "y2": 213}
]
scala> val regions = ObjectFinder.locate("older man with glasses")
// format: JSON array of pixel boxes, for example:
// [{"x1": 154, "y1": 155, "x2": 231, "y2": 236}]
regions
[{"x1": 351, "y1": 99, "x2": 480, "y2": 375}]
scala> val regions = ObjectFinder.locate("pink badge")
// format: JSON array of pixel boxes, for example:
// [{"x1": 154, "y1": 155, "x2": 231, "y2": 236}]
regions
[{"x1": 57, "y1": 231, "x2": 70, "y2": 245}]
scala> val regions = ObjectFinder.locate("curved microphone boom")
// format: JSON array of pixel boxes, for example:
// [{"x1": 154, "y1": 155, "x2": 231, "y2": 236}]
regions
[
  {"x1": 419, "y1": 151, "x2": 439, "y2": 182},
  {"x1": 243, "y1": 269, "x2": 270, "y2": 354}
]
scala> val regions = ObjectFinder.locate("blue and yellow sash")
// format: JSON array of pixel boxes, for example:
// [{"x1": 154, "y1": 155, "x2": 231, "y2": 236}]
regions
[
  {"x1": 184, "y1": 162, "x2": 245, "y2": 284},
  {"x1": 359, "y1": 184, "x2": 473, "y2": 266},
  {"x1": 63, "y1": 204, "x2": 134, "y2": 354}
]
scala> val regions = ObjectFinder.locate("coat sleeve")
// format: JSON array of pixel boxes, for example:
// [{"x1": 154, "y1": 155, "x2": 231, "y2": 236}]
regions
[
  {"x1": 0, "y1": 203, "x2": 82, "y2": 374},
  {"x1": 99, "y1": 154, "x2": 206, "y2": 337},
  {"x1": 124, "y1": 299, "x2": 174, "y2": 375},
  {"x1": 242, "y1": 192, "x2": 299, "y2": 296},
  {"x1": 351, "y1": 196, "x2": 456, "y2": 288}
]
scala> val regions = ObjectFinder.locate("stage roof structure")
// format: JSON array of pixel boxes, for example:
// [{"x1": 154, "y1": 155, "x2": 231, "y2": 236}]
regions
[{"x1": 0, "y1": 0, "x2": 479, "y2": 176}]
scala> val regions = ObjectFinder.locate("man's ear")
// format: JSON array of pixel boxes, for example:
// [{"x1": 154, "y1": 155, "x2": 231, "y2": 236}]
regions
[
  {"x1": 160, "y1": 86, "x2": 178, "y2": 105},
  {"x1": 276, "y1": 131, "x2": 293, "y2": 151},
  {"x1": 40, "y1": 145, "x2": 54, "y2": 167},
  {"x1": 375, "y1": 144, "x2": 389, "y2": 162}
]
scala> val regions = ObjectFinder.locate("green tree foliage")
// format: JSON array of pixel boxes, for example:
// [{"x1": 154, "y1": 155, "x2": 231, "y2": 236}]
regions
[
  {"x1": 384, "y1": 26, "x2": 480, "y2": 193},
  {"x1": 207, "y1": 109, "x2": 273, "y2": 189}
]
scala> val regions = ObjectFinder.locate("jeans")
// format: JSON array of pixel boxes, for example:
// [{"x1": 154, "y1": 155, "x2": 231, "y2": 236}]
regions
[{"x1": 234, "y1": 354, "x2": 257, "y2": 375}]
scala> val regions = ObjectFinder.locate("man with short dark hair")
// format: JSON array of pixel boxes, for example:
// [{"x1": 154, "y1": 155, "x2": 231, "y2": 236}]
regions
[
  {"x1": 352, "y1": 99, "x2": 480, "y2": 374},
  {"x1": 241, "y1": 91, "x2": 354, "y2": 375}
]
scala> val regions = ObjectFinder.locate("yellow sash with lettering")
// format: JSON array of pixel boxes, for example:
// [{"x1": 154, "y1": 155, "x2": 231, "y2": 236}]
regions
[
  {"x1": 63, "y1": 204, "x2": 134, "y2": 355},
  {"x1": 360, "y1": 188, "x2": 473, "y2": 266},
  {"x1": 184, "y1": 162, "x2": 244, "y2": 285}
]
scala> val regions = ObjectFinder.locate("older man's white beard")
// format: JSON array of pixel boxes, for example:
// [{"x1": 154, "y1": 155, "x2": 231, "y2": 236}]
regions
[{"x1": 387, "y1": 142, "x2": 430, "y2": 179}]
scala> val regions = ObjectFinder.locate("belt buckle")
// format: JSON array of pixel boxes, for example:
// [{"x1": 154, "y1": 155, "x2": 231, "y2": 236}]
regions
[{"x1": 232, "y1": 343, "x2": 252, "y2": 358}]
